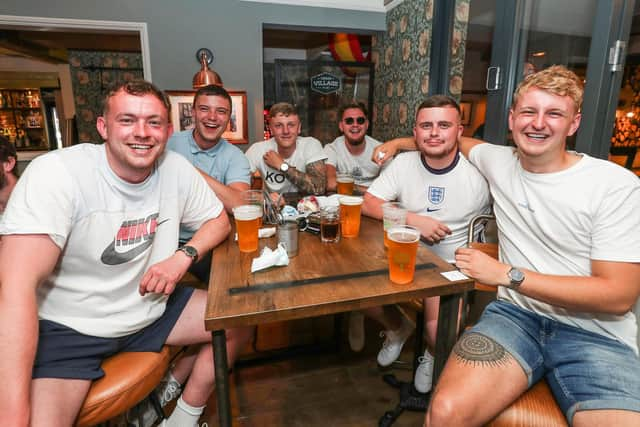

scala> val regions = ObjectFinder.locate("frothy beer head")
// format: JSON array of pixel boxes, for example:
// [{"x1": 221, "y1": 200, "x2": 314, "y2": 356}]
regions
[
  {"x1": 339, "y1": 196, "x2": 363, "y2": 206},
  {"x1": 336, "y1": 175, "x2": 354, "y2": 184},
  {"x1": 388, "y1": 226, "x2": 420, "y2": 244},
  {"x1": 233, "y1": 204, "x2": 262, "y2": 220}
]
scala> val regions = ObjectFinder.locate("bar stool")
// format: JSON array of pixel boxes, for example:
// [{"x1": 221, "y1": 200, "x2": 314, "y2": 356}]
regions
[{"x1": 75, "y1": 347, "x2": 170, "y2": 427}]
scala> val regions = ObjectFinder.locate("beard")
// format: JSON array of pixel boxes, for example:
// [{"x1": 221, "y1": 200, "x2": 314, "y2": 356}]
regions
[{"x1": 345, "y1": 135, "x2": 365, "y2": 146}]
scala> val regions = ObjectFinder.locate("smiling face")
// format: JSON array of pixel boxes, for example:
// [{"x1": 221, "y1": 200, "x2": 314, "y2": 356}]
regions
[
  {"x1": 269, "y1": 113, "x2": 301, "y2": 150},
  {"x1": 413, "y1": 106, "x2": 463, "y2": 169},
  {"x1": 509, "y1": 87, "x2": 581, "y2": 172},
  {"x1": 192, "y1": 94, "x2": 231, "y2": 149},
  {"x1": 339, "y1": 107, "x2": 369, "y2": 146},
  {"x1": 97, "y1": 89, "x2": 172, "y2": 183}
]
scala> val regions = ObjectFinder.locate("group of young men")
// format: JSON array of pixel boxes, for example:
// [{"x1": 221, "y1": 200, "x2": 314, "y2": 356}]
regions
[{"x1": 0, "y1": 64, "x2": 638, "y2": 427}]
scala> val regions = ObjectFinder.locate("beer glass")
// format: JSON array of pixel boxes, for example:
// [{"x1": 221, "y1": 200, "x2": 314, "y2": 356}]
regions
[
  {"x1": 339, "y1": 196, "x2": 363, "y2": 238},
  {"x1": 382, "y1": 202, "x2": 408, "y2": 248},
  {"x1": 387, "y1": 225, "x2": 420, "y2": 284},
  {"x1": 243, "y1": 190, "x2": 264, "y2": 227},
  {"x1": 233, "y1": 204, "x2": 262, "y2": 252},
  {"x1": 320, "y1": 206, "x2": 340, "y2": 243},
  {"x1": 336, "y1": 173, "x2": 355, "y2": 195}
]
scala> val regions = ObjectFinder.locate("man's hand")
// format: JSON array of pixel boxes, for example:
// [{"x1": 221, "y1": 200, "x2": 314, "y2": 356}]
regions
[
  {"x1": 139, "y1": 252, "x2": 191, "y2": 296},
  {"x1": 455, "y1": 247, "x2": 510, "y2": 287},
  {"x1": 372, "y1": 137, "x2": 417, "y2": 166},
  {"x1": 264, "y1": 150, "x2": 285, "y2": 170},
  {"x1": 408, "y1": 213, "x2": 452, "y2": 244}
]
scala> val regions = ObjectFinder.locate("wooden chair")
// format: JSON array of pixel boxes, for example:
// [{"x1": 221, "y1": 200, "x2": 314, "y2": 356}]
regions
[
  {"x1": 75, "y1": 347, "x2": 170, "y2": 427},
  {"x1": 465, "y1": 215, "x2": 567, "y2": 427}
]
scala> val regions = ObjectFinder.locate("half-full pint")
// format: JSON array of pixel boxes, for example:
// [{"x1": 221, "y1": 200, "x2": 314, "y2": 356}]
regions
[
  {"x1": 387, "y1": 225, "x2": 420, "y2": 284},
  {"x1": 336, "y1": 173, "x2": 355, "y2": 195},
  {"x1": 382, "y1": 202, "x2": 408, "y2": 248},
  {"x1": 339, "y1": 196, "x2": 363, "y2": 238},
  {"x1": 233, "y1": 204, "x2": 262, "y2": 252}
]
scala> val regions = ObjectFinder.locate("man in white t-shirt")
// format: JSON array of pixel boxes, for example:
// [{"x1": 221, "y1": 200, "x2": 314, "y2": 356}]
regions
[
  {"x1": 245, "y1": 102, "x2": 326, "y2": 202},
  {"x1": 324, "y1": 101, "x2": 384, "y2": 194},
  {"x1": 378, "y1": 66, "x2": 640, "y2": 426},
  {"x1": 362, "y1": 95, "x2": 490, "y2": 394},
  {"x1": 0, "y1": 81, "x2": 243, "y2": 427}
]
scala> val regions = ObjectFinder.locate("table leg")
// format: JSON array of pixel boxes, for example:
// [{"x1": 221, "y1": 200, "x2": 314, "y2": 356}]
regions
[
  {"x1": 433, "y1": 293, "x2": 461, "y2": 384},
  {"x1": 212, "y1": 329, "x2": 231, "y2": 427}
]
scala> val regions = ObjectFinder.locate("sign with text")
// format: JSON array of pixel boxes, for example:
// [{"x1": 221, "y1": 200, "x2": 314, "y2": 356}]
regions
[{"x1": 310, "y1": 72, "x2": 341, "y2": 95}]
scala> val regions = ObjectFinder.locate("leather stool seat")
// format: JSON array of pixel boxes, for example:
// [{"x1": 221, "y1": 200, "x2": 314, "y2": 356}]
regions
[
  {"x1": 75, "y1": 346, "x2": 171, "y2": 427},
  {"x1": 487, "y1": 380, "x2": 567, "y2": 427}
]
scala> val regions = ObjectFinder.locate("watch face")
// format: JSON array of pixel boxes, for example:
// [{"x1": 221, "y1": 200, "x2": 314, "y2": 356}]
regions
[
  {"x1": 509, "y1": 267, "x2": 525, "y2": 283},
  {"x1": 280, "y1": 163, "x2": 289, "y2": 172},
  {"x1": 181, "y1": 245, "x2": 198, "y2": 260}
]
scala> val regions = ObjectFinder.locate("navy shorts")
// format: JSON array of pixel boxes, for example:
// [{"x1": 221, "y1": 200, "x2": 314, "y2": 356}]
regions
[
  {"x1": 33, "y1": 286, "x2": 194, "y2": 381},
  {"x1": 469, "y1": 300, "x2": 640, "y2": 423}
]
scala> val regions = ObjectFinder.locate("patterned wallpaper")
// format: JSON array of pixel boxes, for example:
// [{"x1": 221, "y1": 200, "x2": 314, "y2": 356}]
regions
[
  {"x1": 69, "y1": 50, "x2": 144, "y2": 144},
  {"x1": 371, "y1": 0, "x2": 471, "y2": 141}
]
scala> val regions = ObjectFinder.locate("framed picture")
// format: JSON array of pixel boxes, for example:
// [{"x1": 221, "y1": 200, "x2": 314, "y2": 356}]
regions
[
  {"x1": 166, "y1": 90, "x2": 248, "y2": 144},
  {"x1": 460, "y1": 101, "x2": 473, "y2": 126}
]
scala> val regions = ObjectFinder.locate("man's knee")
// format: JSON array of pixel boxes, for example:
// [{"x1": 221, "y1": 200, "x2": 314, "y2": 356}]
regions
[{"x1": 427, "y1": 388, "x2": 477, "y2": 427}]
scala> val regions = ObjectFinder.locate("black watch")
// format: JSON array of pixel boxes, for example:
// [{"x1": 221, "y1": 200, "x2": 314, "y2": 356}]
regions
[
  {"x1": 176, "y1": 245, "x2": 198, "y2": 265},
  {"x1": 507, "y1": 267, "x2": 525, "y2": 290}
]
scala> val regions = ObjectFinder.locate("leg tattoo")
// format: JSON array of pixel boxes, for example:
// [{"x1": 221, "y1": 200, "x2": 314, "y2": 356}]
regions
[{"x1": 453, "y1": 332, "x2": 512, "y2": 367}]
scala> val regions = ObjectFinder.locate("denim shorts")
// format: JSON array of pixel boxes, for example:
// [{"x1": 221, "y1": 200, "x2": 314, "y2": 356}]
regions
[
  {"x1": 469, "y1": 300, "x2": 640, "y2": 424},
  {"x1": 33, "y1": 286, "x2": 194, "y2": 381}
]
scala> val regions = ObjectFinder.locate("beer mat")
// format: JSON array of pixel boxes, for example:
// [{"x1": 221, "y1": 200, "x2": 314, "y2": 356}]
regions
[
  {"x1": 440, "y1": 270, "x2": 469, "y2": 281},
  {"x1": 228, "y1": 262, "x2": 437, "y2": 295}
]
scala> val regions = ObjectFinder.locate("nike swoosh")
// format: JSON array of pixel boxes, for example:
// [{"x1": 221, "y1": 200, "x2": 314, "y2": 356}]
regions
[
  {"x1": 101, "y1": 239, "x2": 153, "y2": 265},
  {"x1": 426, "y1": 208, "x2": 441, "y2": 212}
]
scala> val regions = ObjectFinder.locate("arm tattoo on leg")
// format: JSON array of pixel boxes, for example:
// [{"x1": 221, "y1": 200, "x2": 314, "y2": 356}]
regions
[{"x1": 453, "y1": 332, "x2": 513, "y2": 367}]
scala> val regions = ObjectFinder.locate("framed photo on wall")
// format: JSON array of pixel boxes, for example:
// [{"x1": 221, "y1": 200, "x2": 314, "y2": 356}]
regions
[{"x1": 166, "y1": 90, "x2": 248, "y2": 144}]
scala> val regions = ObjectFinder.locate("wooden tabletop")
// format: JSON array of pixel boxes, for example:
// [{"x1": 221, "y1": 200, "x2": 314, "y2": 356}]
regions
[{"x1": 205, "y1": 216, "x2": 473, "y2": 331}]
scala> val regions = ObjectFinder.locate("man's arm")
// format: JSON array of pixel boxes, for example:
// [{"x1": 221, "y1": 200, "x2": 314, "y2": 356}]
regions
[
  {"x1": 458, "y1": 136, "x2": 485, "y2": 158},
  {"x1": 361, "y1": 191, "x2": 385, "y2": 219},
  {"x1": 196, "y1": 169, "x2": 249, "y2": 213},
  {"x1": 325, "y1": 164, "x2": 338, "y2": 193},
  {"x1": 371, "y1": 137, "x2": 416, "y2": 165},
  {"x1": 0, "y1": 234, "x2": 61, "y2": 425},
  {"x1": 455, "y1": 248, "x2": 640, "y2": 315},
  {"x1": 285, "y1": 159, "x2": 326, "y2": 195},
  {"x1": 139, "y1": 210, "x2": 231, "y2": 295}
]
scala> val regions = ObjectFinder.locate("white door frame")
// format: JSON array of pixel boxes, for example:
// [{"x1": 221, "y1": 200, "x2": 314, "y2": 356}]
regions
[{"x1": 0, "y1": 14, "x2": 152, "y2": 81}]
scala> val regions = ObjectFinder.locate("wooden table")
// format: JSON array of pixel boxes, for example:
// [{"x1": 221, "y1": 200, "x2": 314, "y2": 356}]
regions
[{"x1": 205, "y1": 216, "x2": 473, "y2": 427}]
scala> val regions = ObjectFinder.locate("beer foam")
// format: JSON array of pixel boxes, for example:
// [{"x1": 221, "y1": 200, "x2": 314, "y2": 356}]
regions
[
  {"x1": 336, "y1": 176, "x2": 355, "y2": 183},
  {"x1": 339, "y1": 196, "x2": 363, "y2": 206},
  {"x1": 233, "y1": 204, "x2": 262, "y2": 220},
  {"x1": 387, "y1": 225, "x2": 420, "y2": 243}
]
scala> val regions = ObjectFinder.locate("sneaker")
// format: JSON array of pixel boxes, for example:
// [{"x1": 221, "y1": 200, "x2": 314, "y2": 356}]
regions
[
  {"x1": 127, "y1": 373, "x2": 182, "y2": 427},
  {"x1": 348, "y1": 311, "x2": 366, "y2": 352},
  {"x1": 376, "y1": 315, "x2": 415, "y2": 367},
  {"x1": 414, "y1": 349, "x2": 434, "y2": 393}
]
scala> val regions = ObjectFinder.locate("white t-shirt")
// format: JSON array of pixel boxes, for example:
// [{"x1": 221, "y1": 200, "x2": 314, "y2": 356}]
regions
[
  {"x1": 470, "y1": 143, "x2": 640, "y2": 353},
  {"x1": 324, "y1": 135, "x2": 385, "y2": 187},
  {"x1": 367, "y1": 151, "x2": 491, "y2": 262},
  {"x1": 0, "y1": 144, "x2": 222, "y2": 338},
  {"x1": 245, "y1": 136, "x2": 327, "y2": 193}
]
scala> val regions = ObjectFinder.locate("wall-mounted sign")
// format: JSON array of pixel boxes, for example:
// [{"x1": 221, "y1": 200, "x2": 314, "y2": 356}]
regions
[{"x1": 310, "y1": 72, "x2": 341, "y2": 95}]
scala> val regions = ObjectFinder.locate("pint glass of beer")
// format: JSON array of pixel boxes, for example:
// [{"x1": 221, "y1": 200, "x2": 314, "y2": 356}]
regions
[
  {"x1": 387, "y1": 225, "x2": 420, "y2": 284},
  {"x1": 336, "y1": 173, "x2": 355, "y2": 195},
  {"x1": 382, "y1": 202, "x2": 408, "y2": 248},
  {"x1": 339, "y1": 196, "x2": 363, "y2": 238},
  {"x1": 232, "y1": 204, "x2": 262, "y2": 252},
  {"x1": 243, "y1": 190, "x2": 264, "y2": 227}
]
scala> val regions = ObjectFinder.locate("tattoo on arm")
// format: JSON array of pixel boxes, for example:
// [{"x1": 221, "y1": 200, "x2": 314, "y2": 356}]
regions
[
  {"x1": 453, "y1": 332, "x2": 513, "y2": 367},
  {"x1": 285, "y1": 160, "x2": 326, "y2": 195}
]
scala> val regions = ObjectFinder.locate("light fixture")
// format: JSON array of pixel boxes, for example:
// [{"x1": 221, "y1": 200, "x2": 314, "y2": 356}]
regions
[
  {"x1": 192, "y1": 48, "x2": 223, "y2": 89},
  {"x1": 531, "y1": 51, "x2": 546, "y2": 57},
  {"x1": 627, "y1": 111, "x2": 635, "y2": 118}
]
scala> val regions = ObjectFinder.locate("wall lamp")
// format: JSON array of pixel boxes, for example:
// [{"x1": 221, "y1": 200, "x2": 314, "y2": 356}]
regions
[{"x1": 193, "y1": 48, "x2": 223, "y2": 89}]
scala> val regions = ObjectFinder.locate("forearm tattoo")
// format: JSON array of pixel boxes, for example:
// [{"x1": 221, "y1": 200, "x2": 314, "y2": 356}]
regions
[
  {"x1": 453, "y1": 332, "x2": 513, "y2": 367},
  {"x1": 286, "y1": 160, "x2": 326, "y2": 195}
]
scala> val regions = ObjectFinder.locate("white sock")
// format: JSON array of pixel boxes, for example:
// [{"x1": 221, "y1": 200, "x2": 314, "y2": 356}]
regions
[{"x1": 165, "y1": 396, "x2": 205, "y2": 427}]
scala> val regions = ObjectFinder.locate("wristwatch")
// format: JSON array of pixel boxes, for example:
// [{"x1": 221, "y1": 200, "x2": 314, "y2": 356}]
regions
[
  {"x1": 507, "y1": 267, "x2": 525, "y2": 290},
  {"x1": 279, "y1": 162, "x2": 290, "y2": 173},
  {"x1": 176, "y1": 245, "x2": 198, "y2": 265}
]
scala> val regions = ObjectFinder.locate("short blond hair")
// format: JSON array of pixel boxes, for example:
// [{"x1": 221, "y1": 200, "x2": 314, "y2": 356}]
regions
[
  {"x1": 512, "y1": 65, "x2": 583, "y2": 113},
  {"x1": 268, "y1": 102, "x2": 298, "y2": 119}
]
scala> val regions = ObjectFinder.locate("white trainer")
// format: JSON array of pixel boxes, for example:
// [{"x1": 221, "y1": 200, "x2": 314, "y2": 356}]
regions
[
  {"x1": 127, "y1": 372, "x2": 182, "y2": 427},
  {"x1": 348, "y1": 311, "x2": 366, "y2": 352},
  {"x1": 414, "y1": 349, "x2": 434, "y2": 393},
  {"x1": 376, "y1": 315, "x2": 415, "y2": 366}
]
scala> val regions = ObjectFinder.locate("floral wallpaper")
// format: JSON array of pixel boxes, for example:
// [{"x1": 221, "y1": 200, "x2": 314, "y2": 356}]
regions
[
  {"x1": 371, "y1": 0, "x2": 471, "y2": 141},
  {"x1": 69, "y1": 50, "x2": 144, "y2": 144}
]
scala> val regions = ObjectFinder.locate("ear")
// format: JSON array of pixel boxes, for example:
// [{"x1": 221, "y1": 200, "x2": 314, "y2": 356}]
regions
[
  {"x1": 96, "y1": 116, "x2": 108, "y2": 141},
  {"x1": 338, "y1": 121, "x2": 345, "y2": 134},
  {"x1": 413, "y1": 126, "x2": 418, "y2": 141},
  {"x1": 508, "y1": 109, "x2": 515, "y2": 131},
  {"x1": 567, "y1": 112, "x2": 581, "y2": 137},
  {"x1": 457, "y1": 124, "x2": 464, "y2": 140},
  {"x1": 3, "y1": 156, "x2": 16, "y2": 173}
]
